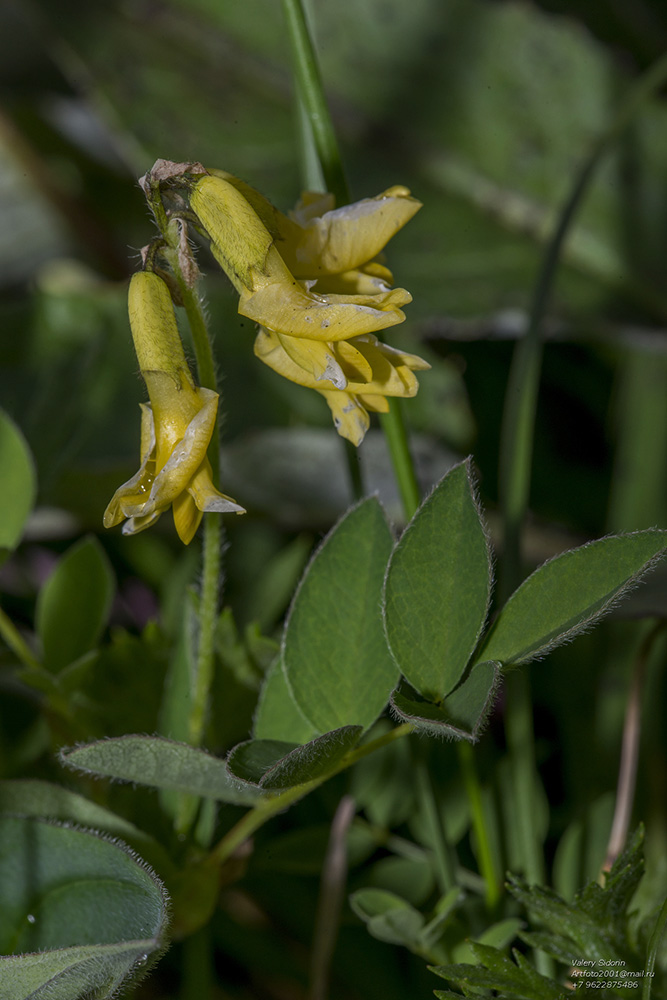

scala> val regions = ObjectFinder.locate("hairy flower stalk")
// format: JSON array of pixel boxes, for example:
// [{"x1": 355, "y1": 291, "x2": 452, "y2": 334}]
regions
[
  {"x1": 190, "y1": 170, "x2": 430, "y2": 445},
  {"x1": 104, "y1": 270, "x2": 244, "y2": 544}
]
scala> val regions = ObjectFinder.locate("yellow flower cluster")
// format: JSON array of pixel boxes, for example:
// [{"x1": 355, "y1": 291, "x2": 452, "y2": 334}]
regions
[
  {"x1": 105, "y1": 165, "x2": 428, "y2": 544},
  {"x1": 191, "y1": 171, "x2": 429, "y2": 445}
]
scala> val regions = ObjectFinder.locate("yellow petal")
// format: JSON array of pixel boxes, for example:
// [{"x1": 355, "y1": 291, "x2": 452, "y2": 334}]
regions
[
  {"x1": 281, "y1": 188, "x2": 422, "y2": 279},
  {"x1": 277, "y1": 332, "x2": 347, "y2": 388},
  {"x1": 318, "y1": 390, "x2": 370, "y2": 446},
  {"x1": 357, "y1": 393, "x2": 390, "y2": 413},
  {"x1": 172, "y1": 492, "x2": 203, "y2": 545},
  {"x1": 311, "y1": 265, "x2": 395, "y2": 297},
  {"x1": 334, "y1": 340, "x2": 374, "y2": 383},
  {"x1": 290, "y1": 191, "x2": 336, "y2": 224},
  {"x1": 187, "y1": 461, "x2": 245, "y2": 515},
  {"x1": 240, "y1": 281, "x2": 411, "y2": 341}
]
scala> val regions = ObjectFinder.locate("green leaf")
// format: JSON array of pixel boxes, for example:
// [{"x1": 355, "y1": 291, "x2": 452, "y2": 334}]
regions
[
  {"x1": 0, "y1": 816, "x2": 168, "y2": 998},
  {"x1": 253, "y1": 656, "x2": 317, "y2": 744},
  {"x1": 36, "y1": 536, "x2": 115, "y2": 673},
  {"x1": 0, "y1": 779, "x2": 173, "y2": 878},
  {"x1": 364, "y1": 856, "x2": 435, "y2": 907},
  {"x1": 383, "y1": 460, "x2": 491, "y2": 701},
  {"x1": 430, "y1": 944, "x2": 564, "y2": 1000},
  {"x1": 390, "y1": 660, "x2": 500, "y2": 740},
  {"x1": 0, "y1": 943, "x2": 157, "y2": 1000},
  {"x1": 227, "y1": 725, "x2": 363, "y2": 789},
  {"x1": 283, "y1": 497, "x2": 396, "y2": 733},
  {"x1": 349, "y1": 888, "x2": 425, "y2": 948},
  {"x1": 226, "y1": 738, "x2": 298, "y2": 784},
  {"x1": 451, "y1": 917, "x2": 524, "y2": 963},
  {"x1": 479, "y1": 530, "x2": 667, "y2": 667},
  {"x1": 60, "y1": 735, "x2": 262, "y2": 805},
  {"x1": 0, "y1": 411, "x2": 36, "y2": 562}
]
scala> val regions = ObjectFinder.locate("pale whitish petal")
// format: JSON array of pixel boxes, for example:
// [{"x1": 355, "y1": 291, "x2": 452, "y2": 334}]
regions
[
  {"x1": 187, "y1": 465, "x2": 246, "y2": 514},
  {"x1": 121, "y1": 510, "x2": 163, "y2": 535}
]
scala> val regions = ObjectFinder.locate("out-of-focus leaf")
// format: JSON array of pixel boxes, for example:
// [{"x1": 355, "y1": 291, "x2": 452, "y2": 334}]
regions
[
  {"x1": 0, "y1": 411, "x2": 36, "y2": 562},
  {"x1": 35, "y1": 536, "x2": 115, "y2": 673},
  {"x1": 349, "y1": 888, "x2": 425, "y2": 949},
  {"x1": 363, "y1": 856, "x2": 434, "y2": 908}
]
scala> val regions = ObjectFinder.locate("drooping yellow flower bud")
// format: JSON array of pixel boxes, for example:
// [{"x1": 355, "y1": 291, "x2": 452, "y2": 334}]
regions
[{"x1": 104, "y1": 271, "x2": 244, "y2": 544}]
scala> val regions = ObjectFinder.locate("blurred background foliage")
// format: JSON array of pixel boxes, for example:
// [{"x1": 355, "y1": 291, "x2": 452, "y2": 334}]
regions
[{"x1": 1, "y1": 0, "x2": 667, "y2": 997}]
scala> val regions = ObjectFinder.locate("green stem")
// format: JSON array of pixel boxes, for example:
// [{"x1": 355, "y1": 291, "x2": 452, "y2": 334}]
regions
[
  {"x1": 379, "y1": 402, "x2": 421, "y2": 521},
  {"x1": 180, "y1": 924, "x2": 212, "y2": 1000},
  {"x1": 0, "y1": 606, "x2": 41, "y2": 672},
  {"x1": 281, "y1": 0, "x2": 349, "y2": 206},
  {"x1": 188, "y1": 516, "x2": 221, "y2": 748},
  {"x1": 457, "y1": 741, "x2": 501, "y2": 909},
  {"x1": 414, "y1": 751, "x2": 456, "y2": 894},
  {"x1": 643, "y1": 892, "x2": 667, "y2": 1000},
  {"x1": 209, "y1": 723, "x2": 413, "y2": 866}
]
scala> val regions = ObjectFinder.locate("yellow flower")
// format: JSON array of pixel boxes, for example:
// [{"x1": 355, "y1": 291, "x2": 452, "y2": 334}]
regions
[
  {"x1": 254, "y1": 328, "x2": 430, "y2": 447},
  {"x1": 190, "y1": 172, "x2": 419, "y2": 341},
  {"x1": 104, "y1": 271, "x2": 244, "y2": 545},
  {"x1": 190, "y1": 169, "x2": 429, "y2": 445}
]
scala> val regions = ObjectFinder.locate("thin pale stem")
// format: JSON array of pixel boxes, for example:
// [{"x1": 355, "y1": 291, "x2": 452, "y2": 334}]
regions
[
  {"x1": 604, "y1": 621, "x2": 666, "y2": 872},
  {"x1": 310, "y1": 795, "x2": 356, "y2": 1000}
]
